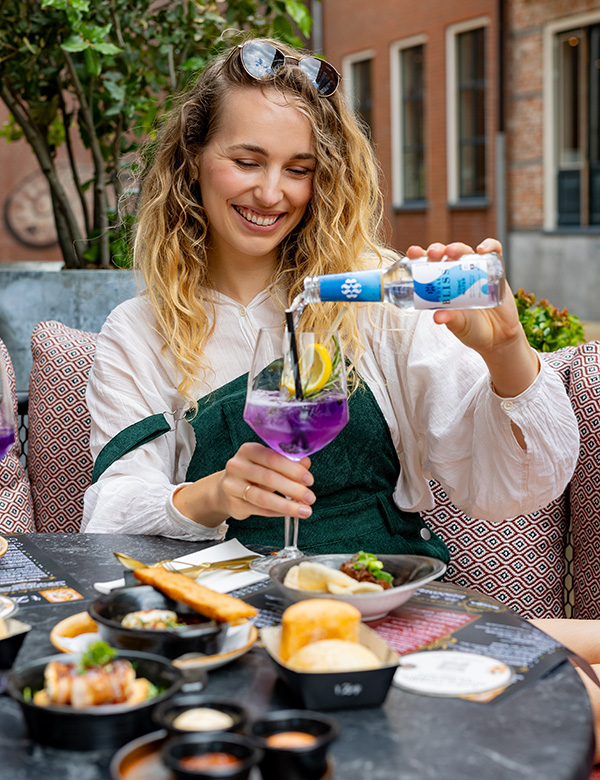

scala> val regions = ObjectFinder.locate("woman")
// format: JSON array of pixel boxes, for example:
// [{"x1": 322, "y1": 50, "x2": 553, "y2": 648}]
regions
[{"x1": 81, "y1": 38, "x2": 578, "y2": 559}]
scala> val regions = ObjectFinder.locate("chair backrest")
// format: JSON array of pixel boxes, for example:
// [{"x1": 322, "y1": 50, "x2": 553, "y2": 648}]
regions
[
  {"x1": 0, "y1": 339, "x2": 35, "y2": 533},
  {"x1": 569, "y1": 340, "x2": 600, "y2": 619},
  {"x1": 421, "y1": 346, "x2": 578, "y2": 620},
  {"x1": 28, "y1": 321, "x2": 97, "y2": 533}
]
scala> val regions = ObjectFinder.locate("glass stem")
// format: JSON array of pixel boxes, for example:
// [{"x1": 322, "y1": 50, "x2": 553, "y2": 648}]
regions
[{"x1": 283, "y1": 507, "x2": 299, "y2": 551}]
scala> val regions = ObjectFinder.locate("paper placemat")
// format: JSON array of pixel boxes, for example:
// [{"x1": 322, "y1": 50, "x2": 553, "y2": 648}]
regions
[{"x1": 94, "y1": 539, "x2": 268, "y2": 595}]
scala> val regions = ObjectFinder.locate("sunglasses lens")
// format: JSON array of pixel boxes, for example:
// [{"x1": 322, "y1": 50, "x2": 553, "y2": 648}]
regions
[
  {"x1": 240, "y1": 41, "x2": 285, "y2": 80},
  {"x1": 299, "y1": 56, "x2": 339, "y2": 96}
]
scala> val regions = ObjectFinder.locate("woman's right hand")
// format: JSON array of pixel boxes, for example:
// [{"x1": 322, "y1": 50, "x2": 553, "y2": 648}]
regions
[{"x1": 173, "y1": 442, "x2": 315, "y2": 527}]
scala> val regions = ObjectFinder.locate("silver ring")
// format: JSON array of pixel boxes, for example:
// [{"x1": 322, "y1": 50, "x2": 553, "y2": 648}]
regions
[{"x1": 243, "y1": 484, "x2": 252, "y2": 502}]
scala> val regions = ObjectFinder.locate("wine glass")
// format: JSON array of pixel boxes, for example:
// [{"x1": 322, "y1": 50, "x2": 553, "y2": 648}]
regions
[
  {"x1": 0, "y1": 351, "x2": 15, "y2": 462},
  {"x1": 243, "y1": 325, "x2": 349, "y2": 574}
]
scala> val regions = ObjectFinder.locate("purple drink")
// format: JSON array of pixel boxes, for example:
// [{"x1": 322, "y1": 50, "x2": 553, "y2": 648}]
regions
[
  {"x1": 0, "y1": 427, "x2": 13, "y2": 461},
  {"x1": 244, "y1": 390, "x2": 349, "y2": 460}
]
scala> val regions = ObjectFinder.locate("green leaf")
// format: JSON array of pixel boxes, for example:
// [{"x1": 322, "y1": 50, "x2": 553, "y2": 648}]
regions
[
  {"x1": 61, "y1": 34, "x2": 88, "y2": 53},
  {"x1": 85, "y1": 46, "x2": 101, "y2": 76},
  {"x1": 92, "y1": 42, "x2": 122, "y2": 56},
  {"x1": 285, "y1": 0, "x2": 312, "y2": 37}
]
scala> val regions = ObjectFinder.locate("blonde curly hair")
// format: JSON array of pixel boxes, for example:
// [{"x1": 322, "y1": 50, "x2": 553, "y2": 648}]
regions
[{"x1": 134, "y1": 37, "x2": 390, "y2": 408}]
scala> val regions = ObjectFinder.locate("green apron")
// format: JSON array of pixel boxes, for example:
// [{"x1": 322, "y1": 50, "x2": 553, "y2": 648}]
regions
[{"x1": 91, "y1": 374, "x2": 449, "y2": 561}]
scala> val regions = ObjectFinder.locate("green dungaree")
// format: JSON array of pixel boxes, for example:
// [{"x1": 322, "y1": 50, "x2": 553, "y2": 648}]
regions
[{"x1": 91, "y1": 374, "x2": 449, "y2": 561}]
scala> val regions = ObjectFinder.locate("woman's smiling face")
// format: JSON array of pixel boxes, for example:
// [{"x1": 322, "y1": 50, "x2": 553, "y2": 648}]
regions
[{"x1": 198, "y1": 86, "x2": 315, "y2": 270}]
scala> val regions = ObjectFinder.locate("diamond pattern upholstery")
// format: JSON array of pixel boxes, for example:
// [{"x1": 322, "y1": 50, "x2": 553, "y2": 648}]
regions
[
  {"x1": 28, "y1": 321, "x2": 97, "y2": 533},
  {"x1": 0, "y1": 339, "x2": 34, "y2": 533},
  {"x1": 421, "y1": 347, "x2": 577, "y2": 619},
  {"x1": 569, "y1": 341, "x2": 600, "y2": 619}
]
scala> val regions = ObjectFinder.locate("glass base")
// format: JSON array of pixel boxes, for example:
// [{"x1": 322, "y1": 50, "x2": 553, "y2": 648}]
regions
[{"x1": 249, "y1": 547, "x2": 305, "y2": 575}]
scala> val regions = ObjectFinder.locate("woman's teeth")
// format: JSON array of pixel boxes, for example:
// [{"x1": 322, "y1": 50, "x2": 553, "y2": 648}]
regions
[{"x1": 235, "y1": 207, "x2": 279, "y2": 226}]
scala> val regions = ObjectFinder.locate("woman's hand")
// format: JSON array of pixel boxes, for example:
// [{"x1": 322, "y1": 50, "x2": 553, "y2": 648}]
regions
[
  {"x1": 173, "y1": 442, "x2": 315, "y2": 528},
  {"x1": 406, "y1": 237, "x2": 539, "y2": 400}
]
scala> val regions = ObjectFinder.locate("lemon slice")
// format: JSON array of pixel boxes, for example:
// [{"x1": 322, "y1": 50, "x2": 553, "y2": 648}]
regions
[{"x1": 285, "y1": 342, "x2": 332, "y2": 396}]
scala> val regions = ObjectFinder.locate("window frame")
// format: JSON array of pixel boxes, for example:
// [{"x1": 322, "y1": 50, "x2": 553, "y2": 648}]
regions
[
  {"x1": 543, "y1": 10, "x2": 600, "y2": 229},
  {"x1": 390, "y1": 35, "x2": 427, "y2": 208},
  {"x1": 342, "y1": 48, "x2": 376, "y2": 138},
  {"x1": 446, "y1": 16, "x2": 490, "y2": 205}
]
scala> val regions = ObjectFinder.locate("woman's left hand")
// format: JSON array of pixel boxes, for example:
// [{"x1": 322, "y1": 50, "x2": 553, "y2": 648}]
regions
[{"x1": 405, "y1": 237, "x2": 539, "y2": 400}]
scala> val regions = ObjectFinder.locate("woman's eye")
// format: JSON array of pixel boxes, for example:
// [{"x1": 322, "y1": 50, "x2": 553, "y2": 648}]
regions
[
  {"x1": 288, "y1": 167, "x2": 313, "y2": 176},
  {"x1": 235, "y1": 160, "x2": 259, "y2": 168}
]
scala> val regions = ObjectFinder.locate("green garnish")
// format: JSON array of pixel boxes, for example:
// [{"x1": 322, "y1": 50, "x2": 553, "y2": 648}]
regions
[
  {"x1": 78, "y1": 640, "x2": 118, "y2": 673},
  {"x1": 23, "y1": 686, "x2": 32, "y2": 702},
  {"x1": 352, "y1": 551, "x2": 394, "y2": 585}
]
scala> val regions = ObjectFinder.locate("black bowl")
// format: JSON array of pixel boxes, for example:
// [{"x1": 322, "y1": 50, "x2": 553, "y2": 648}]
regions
[
  {"x1": 89, "y1": 585, "x2": 227, "y2": 659},
  {"x1": 153, "y1": 693, "x2": 249, "y2": 736},
  {"x1": 7, "y1": 650, "x2": 183, "y2": 750},
  {"x1": 162, "y1": 732, "x2": 263, "y2": 780},
  {"x1": 250, "y1": 709, "x2": 339, "y2": 780}
]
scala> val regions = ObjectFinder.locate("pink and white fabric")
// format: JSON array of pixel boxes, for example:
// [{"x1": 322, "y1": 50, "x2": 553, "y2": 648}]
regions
[
  {"x1": 569, "y1": 341, "x2": 600, "y2": 619},
  {"x1": 0, "y1": 339, "x2": 34, "y2": 533},
  {"x1": 28, "y1": 321, "x2": 97, "y2": 533}
]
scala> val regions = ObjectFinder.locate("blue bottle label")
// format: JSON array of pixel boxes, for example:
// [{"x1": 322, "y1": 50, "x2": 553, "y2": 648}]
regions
[
  {"x1": 412, "y1": 260, "x2": 492, "y2": 309},
  {"x1": 317, "y1": 270, "x2": 383, "y2": 302}
]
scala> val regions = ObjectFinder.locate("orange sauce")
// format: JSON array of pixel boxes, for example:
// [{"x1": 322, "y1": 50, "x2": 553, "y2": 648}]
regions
[
  {"x1": 265, "y1": 731, "x2": 317, "y2": 748},
  {"x1": 179, "y1": 752, "x2": 241, "y2": 770}
]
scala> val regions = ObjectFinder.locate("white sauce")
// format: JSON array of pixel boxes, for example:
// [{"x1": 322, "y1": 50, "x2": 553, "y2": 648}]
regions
[{"x1": 172, "y1": 707, "x2": 235, "y2": 731}]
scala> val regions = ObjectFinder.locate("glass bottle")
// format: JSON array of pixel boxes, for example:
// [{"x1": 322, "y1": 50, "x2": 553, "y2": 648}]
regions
[{"x1": 302, "y1": 252, "x2": 505, "y2": 311}]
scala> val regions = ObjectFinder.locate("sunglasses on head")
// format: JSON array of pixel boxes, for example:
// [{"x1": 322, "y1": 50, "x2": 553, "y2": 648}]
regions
[{"x1": 229, "y1": 40, "x2": 340, "y2": 98}]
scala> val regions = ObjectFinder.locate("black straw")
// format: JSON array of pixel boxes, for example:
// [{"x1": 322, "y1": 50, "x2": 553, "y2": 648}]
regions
[{"x1": 285, "y1": 309, "x2": 304, "y2": 400}]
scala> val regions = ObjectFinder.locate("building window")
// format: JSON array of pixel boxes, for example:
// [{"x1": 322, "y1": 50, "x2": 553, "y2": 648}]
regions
[
  {"x1": 400, "y1": 45, "x2": 425, "y2": 202},
  {"x1": 556, "y1": 24, "x2": 600, "y2": 227},
  {"x1": 456, "y1": 27, "x2": 486, "y2": 199},
  {"x1": 346, "y1": 56, "x2": 373, "y2": 138}
]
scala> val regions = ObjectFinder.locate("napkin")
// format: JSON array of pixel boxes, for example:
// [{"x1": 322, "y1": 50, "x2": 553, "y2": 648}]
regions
[{"x1": 93, "y1": 538, "x2": 268, "y2": 595}]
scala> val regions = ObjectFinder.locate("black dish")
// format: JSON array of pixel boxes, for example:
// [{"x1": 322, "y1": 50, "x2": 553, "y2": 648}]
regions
[
  {"x1": 7, "y1": 650, "x2": 183, "y2": 750},
  {"x1": 152, "y1": 692, "x2": 249, "y2": 735},
  {"x1": 161, "y1": 732, "x2": 263, "y2": 780},
  {"x1": 89, "y1": 585, "x2": 227, "y2": 659},
  {"x1": 250, "y1": 709, "x2": 339, "y2": 780}
]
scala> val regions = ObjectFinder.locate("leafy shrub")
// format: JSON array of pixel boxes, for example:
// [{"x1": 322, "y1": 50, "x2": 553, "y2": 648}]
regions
[{"x1": 514, "y1": 289, "x2": 586, "y2": 352}]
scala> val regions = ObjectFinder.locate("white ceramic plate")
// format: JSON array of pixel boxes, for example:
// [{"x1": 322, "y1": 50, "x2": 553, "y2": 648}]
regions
[{"x1": 269, "y1": 554, "x2": 447, "y2": 620}]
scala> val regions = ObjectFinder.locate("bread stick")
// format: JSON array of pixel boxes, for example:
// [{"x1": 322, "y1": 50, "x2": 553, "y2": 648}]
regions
[{"x1": 133, "y1": 567, "x2": 257, "y2": 624}]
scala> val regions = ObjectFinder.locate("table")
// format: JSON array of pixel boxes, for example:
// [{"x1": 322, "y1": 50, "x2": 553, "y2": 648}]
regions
[{"x1": 0, "y1": 533, "x2": 595, "y2": 780}]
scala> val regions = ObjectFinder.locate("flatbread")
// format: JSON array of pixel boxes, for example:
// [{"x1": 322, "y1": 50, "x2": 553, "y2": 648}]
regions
[{"x1": 133, "y1": 567, "x2": 257, "y2": 624}]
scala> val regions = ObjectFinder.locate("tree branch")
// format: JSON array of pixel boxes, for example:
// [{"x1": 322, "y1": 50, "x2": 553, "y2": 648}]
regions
[{"x1": 62, "y1": 50, "x2": 110, "y2": 268}]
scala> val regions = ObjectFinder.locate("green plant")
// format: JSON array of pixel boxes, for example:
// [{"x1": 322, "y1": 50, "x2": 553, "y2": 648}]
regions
[
  {"x1": 0, "y1": 0, "x2": 313, "y2": 268},
  {"x1": 514, "y1": 289, "x2": 586, "y2": 352}
]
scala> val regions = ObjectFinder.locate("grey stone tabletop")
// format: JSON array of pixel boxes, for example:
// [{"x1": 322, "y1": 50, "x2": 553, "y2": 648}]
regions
[{"x1": 0, "y1": 534, "x2": 595, "y2": 780}]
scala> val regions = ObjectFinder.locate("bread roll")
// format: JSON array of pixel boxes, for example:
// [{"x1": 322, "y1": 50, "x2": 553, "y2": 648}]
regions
[
  {"x1": 279, "y1": 599, "x2": 361, "y2": 662},
  {"x1": 287, "y1": 639, "x2": 381, "y2": 672}
]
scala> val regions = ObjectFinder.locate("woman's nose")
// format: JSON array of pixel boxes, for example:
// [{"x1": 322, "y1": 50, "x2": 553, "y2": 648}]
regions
[{"x1": 254, "y1": 171, "x2": 283, "y2": 206}]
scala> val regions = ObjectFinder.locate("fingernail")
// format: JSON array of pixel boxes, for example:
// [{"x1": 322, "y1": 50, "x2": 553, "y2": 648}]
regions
[
  {"x1": 302, "y1": 473, "x2": 313, "y2": 485},
  {"x1": 298, "y1": 505, "x2": 312, "y2": 518},
  {"x1": 304, "y1": 491, "x2": 316, "y2": 505}
]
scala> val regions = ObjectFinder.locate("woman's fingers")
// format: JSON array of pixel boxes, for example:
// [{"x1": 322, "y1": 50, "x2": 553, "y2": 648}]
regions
[{"x1": 221, "y1": 443, "x2": 315, "y2": 520}]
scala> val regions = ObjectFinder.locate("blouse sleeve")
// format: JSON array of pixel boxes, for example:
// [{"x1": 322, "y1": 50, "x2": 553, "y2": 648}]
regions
[
  {"x1": 81, "y1": 298, "x2": 228, "y2": 540},
  {"x1": 359, "y1": 305, "x2": 580, "y2": 523}
]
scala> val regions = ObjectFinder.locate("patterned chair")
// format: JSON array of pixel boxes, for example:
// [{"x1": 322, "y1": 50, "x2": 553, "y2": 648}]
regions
[
  {"x1": 20, "y1": 320, "x2": 600, "y2": 621},
  {"x1": 27, "y1": 321, "x2": 97, "y2": 533},
  {"x1": 0, "y1": 338, "x2": 35, "y2": 533}
]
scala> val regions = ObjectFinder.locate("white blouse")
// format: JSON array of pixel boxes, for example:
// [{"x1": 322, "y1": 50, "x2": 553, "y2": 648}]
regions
[{"x1": 81, "y1": 290, "x2": 580, "y2": 539}]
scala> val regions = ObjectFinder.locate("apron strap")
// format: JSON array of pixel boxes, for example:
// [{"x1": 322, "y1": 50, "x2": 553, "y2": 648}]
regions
[{"x1": 90, "y1": 413, "x2": 172, "y2": 484}]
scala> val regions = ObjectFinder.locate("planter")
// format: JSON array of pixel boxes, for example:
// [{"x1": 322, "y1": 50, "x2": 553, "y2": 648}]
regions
[{"x1": 0, "y1": 265, "x2": 138, "y2": 392}]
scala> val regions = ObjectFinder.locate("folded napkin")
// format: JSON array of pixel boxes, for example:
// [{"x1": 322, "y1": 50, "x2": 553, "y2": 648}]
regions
[{"x1": 93, "y1": 538, "x2": 268, "y2": 595}]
